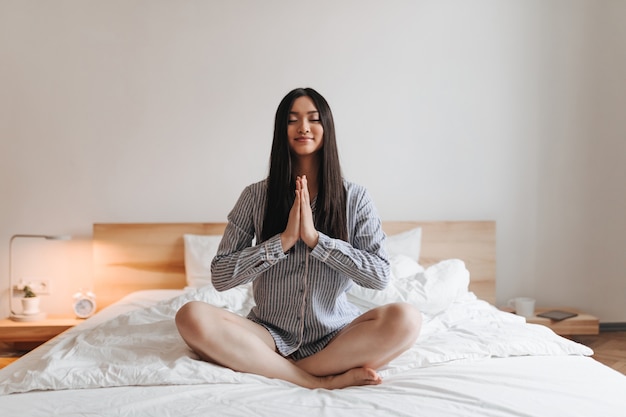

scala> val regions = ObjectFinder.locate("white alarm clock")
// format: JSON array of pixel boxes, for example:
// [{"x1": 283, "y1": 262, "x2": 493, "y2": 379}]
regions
[{"x1": 73, "y1": 290, "x2": 97, "y2": 319}]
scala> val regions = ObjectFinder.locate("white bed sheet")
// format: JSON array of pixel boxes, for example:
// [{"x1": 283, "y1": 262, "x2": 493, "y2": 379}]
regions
[
  {"x1": 0, "y1": 355, "x2": 624, "y2": 417},
  {"x1": 1, "y1": 287, "x2": 625, "y2": 417}
]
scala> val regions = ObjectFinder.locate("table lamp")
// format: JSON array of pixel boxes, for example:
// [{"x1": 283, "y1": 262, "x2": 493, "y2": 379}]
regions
[{"x1": 9, "y1": 234, "x2": 72, "y2": 322}]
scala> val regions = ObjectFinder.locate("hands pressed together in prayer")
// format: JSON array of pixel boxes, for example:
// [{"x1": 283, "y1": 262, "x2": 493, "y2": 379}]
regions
[{"x1": 281, "y1": 175, "x2": 319, "y2": 251}]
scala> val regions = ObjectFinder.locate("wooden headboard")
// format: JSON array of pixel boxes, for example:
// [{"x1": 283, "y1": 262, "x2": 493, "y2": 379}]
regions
[{"x1": 93, "y1": 221, "x2": 496, "y2": 310}]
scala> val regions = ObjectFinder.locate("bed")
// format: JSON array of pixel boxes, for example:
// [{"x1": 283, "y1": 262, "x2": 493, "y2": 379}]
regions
[{"x1": 1, "y1": 221, "x2": 625, "y2": 417}]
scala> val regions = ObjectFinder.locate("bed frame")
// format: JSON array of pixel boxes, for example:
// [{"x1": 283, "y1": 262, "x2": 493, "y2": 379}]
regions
[{"x1": 93, "y1": 221, "x2": 496, "y2": 311}]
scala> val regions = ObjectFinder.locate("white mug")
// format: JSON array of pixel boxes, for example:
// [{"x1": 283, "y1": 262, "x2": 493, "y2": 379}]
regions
[{"x1": 508, "y1": 297, "x2": 536, "y2": 318}]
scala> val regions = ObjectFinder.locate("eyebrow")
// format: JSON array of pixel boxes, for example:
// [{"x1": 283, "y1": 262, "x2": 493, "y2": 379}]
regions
[{"x1": 289, "y1": 110, "x2": 319, "y2": 115}]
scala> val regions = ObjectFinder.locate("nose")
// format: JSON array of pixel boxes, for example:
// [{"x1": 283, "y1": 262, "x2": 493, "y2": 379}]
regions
[{"x1": 298, "y1": 120, "x2": 310, "y2": 134}]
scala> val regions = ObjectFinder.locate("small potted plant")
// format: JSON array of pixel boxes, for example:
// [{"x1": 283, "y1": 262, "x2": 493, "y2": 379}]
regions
[{"x1": 21, "y1": 285, "x2": 40, "y2": 315}]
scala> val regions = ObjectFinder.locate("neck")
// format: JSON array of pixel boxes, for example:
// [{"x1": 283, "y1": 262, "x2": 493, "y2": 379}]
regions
[{"x1": 294, "y1": 157, "x2": 319, "y2": 197}]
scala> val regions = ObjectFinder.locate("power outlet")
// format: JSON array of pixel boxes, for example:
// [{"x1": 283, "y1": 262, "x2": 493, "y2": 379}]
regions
[{"x1": 14, "y1": 279, "x2": 51, "y2": 295}]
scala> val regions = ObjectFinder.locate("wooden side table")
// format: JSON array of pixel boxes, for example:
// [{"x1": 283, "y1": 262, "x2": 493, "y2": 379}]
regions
[
  {"x1": 0, "y1": 316, "x2": 83, "y2": 351},
  {"x1": 526, "y1": 308, "x2": 599, "y2": 336}
]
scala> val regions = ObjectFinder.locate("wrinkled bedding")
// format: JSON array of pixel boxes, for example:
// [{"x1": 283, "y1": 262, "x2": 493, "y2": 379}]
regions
[
  {"x1": 1, "y1": 260, "x2": 625, "y2": 417},
  {"x1": 1, "y1": 262, "x2": 590, "y2": 394}
]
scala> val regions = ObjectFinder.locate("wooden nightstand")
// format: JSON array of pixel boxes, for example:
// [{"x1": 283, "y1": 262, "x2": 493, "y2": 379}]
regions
[
  {"x1": 526, "y1": 308, "x2": 599, "y2": 336},
  {"x1": 0, "y1": 316, "x2": 83, "y2": 350},
  {"x1": 0, "y1": 316, "x2": 83, "y2": 369}
]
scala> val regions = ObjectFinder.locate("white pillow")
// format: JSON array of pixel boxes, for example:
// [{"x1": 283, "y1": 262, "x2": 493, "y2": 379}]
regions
[
  {"x1": 347, "y1": 247, "x2": 423, "y2": 312},
  {"x1": 386, "y1": 227, "x2": 422, "y2": 261},
  {"x1": 390, "y1": 254, "x2": 424, "y2": 279},
  {"x1": 347, "y1": 259, "x2": 469, "y2": 316},
  {"x1": 183, "y1": 234, "x2": 222, "y2": 289},
  {"x1": 396, "y1": 259, "x2": 469, "y2": 316},
  {"x1": 183, "y1": 233, "x2": 254, "y2": 312}
]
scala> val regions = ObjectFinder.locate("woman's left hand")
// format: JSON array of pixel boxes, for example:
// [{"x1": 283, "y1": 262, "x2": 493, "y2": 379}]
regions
[{"x1": 298, "y1": 175, "x2": 319, "y2": 248}]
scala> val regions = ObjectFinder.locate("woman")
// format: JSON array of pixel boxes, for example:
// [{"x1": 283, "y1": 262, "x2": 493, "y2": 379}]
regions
[{"x1": 176, "y1": 88, "x2": 421, "y2": 389}]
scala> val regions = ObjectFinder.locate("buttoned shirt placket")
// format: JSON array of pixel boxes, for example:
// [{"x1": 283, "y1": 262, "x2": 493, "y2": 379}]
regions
[{"x1": 294, "y1": 248, "x2": 310, "y2": 352}]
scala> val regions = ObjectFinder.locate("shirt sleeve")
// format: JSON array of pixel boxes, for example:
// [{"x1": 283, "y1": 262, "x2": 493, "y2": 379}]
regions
[
  {"x1": 310, "y1": 185, "x2": 390, "y2": 290},
  {"x1": 210, "y1": 185, "x2": 288, "y2": 291}
]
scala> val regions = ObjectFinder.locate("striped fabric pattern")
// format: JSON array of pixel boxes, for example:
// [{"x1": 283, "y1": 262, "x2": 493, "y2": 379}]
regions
[{"x1": 211, "y1": 179, "x2": 390, "y2": 359}]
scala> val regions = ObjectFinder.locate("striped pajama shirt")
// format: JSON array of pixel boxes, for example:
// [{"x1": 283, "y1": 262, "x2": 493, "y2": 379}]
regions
[{"x1": 211, "y1": 179, "x2": 390, "y2": 360}]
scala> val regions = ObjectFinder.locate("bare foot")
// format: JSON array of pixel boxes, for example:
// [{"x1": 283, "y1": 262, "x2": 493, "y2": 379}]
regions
[{"x1": 319, "y1": 367, "x2": 382, "y2": 390}]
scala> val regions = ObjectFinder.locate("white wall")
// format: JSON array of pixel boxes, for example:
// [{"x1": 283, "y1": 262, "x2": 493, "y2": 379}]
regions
[{"x1": 1, "y1": 0, "x2": 624, "y2": 321}]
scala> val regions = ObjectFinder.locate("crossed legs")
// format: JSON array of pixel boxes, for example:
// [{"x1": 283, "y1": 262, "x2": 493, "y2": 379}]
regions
[{"x1": 175, "y1": 301, "x2": 421, "y2": 389}]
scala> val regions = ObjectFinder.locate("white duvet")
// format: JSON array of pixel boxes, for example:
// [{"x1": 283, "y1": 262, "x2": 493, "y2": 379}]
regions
[{"x1": 0, "y1": 260, "x2": 593, "y2": 396}]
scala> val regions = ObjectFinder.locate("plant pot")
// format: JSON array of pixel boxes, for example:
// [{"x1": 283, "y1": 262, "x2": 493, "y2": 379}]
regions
[{"x1": 21, "y1": 297, "x2": 40, "y2": 315}]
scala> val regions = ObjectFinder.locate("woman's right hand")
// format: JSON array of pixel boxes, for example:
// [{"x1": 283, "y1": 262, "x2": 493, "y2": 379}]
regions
[{"x1": 280, "y1": 177, "x2": 302, "y2": 252}]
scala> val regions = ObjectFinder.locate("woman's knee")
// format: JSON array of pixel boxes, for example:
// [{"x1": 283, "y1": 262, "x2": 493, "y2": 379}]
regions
[
  {"x1": 382, "y1": 302, "x2": 422, "y2": 342},
  {"x1": 175, "y1": 301, "x2": 214, "y2": 338},
  {"x1": 176, "y1": 301, "x2": 201, "y2": 325}
]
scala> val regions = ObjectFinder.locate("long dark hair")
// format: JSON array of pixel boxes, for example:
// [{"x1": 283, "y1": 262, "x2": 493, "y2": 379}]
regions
[{"x1": 261, "y1": 88, "x2": 347, "y2": 242}]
